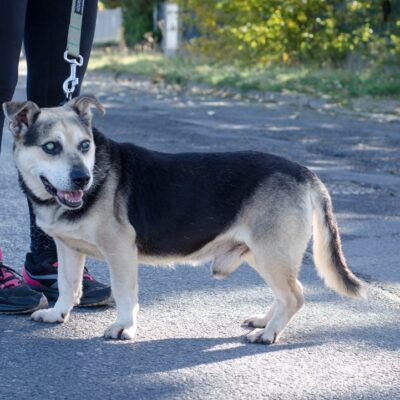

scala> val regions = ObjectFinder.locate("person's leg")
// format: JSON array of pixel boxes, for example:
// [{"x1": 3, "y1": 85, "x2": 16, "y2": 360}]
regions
[
  {"x1": 0, "y1": 0, "x2": 27, "y2": 149},
  {"x1": 0, "y1": 0, "x2": 47, "y2": 313},
  {"x1": 22, "y1": 0, "x2": 111, "y2": 306}
]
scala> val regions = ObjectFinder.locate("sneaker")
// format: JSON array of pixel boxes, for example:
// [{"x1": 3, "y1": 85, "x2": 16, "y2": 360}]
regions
[
  {"x1": 22, "y1": 252, "x2": 112, "y2": 307},
  {"x1": 0, "y1": 249, "x2": 48, "y2": 314}
]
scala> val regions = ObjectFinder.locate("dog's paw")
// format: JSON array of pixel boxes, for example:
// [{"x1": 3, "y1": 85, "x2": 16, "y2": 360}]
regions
[
  {"x1": 104, "y1": 323, "x2": 136, "y2": 340},
  {"x1": 245, "y1": 328, "x2": 278, "y2": 345},
  {"x1": 242, "y1": 314, "x2": 269, "y2": 328},
  {"x1": 31, "y1": 308, "x2": 69, "y2": 323}
]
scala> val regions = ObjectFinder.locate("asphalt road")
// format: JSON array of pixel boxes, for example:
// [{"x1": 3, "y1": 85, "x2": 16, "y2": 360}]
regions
[{"x1": 0, "y1": 71, "x2": 399, "y2": 400}]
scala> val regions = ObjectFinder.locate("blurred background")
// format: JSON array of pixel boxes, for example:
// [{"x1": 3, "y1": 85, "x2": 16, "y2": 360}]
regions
[{"x1": 90, "y1": 0, "x2": 400, "y2": 102}]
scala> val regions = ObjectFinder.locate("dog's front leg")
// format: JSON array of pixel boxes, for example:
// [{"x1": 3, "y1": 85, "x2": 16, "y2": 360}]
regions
[
  {"x1": 103, "y1": 245, "x2": 138, "y2": 340},
  {"x1": 31, "y1": 239, "x2": 85, "y2": 323}
]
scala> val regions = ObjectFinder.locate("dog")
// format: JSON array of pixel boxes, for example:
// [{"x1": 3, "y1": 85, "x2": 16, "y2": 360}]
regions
[{"x1": 2, "y1": 95, "x2": 364, "y2": 344}]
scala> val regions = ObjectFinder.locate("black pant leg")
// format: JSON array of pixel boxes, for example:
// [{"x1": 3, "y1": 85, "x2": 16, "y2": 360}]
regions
[
  {"x1": 24, "y1": 0, "x2": 98, "y2": 106},
  {"x1": 0, "y1": 0, "x2": 28, "y2": 152},
  {"x1": 28, "y1": 200, "x2": 58, "y2": 260},
  {"x1": 24, "y1": 0, "x2": 98, "y2": 261}
]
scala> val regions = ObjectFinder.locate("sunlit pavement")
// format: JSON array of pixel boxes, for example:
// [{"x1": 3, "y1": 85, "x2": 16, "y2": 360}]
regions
[{"x1": 0, "y1": 70, "x2": 399, "y2": 400}]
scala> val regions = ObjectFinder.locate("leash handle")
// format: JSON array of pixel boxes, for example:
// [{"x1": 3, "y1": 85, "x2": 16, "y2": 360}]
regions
[{"x1": 63, "y1": 0, "x2": 85, "y2": 101}]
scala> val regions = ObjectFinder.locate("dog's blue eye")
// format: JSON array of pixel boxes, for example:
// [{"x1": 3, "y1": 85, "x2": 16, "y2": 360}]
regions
[
  {"x1": 79, "y1": 140, "x2": 90, "y2": 153},
  {"x1": 42, "y1": 142, "x2": 61, "y2": 155}
]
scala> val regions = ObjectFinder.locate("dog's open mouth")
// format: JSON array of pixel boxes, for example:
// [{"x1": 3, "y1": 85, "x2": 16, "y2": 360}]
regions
[{"x1": 40, "y1": 176, "x2": 84, "y2": 209}]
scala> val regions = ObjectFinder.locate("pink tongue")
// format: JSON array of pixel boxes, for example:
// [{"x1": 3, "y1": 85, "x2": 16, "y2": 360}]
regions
[{"x1": 57, "y1": 190, "x2": 84, "y2": 203}]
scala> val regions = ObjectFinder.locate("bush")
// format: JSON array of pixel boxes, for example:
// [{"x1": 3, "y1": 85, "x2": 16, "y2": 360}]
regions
[
  {"x1": 178, "y1": 0, "x2": 400, "y2": 66},
  {"x1": 101, "y1": 0, "x2": 158, "y2": 46}
]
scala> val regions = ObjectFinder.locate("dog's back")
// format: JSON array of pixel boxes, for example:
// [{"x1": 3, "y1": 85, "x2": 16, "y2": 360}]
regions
[{"x1": 100, "y1": 129, "x2": 313, "y2": 257}]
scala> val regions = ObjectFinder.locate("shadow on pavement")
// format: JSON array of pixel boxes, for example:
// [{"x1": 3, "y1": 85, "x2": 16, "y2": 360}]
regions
[
  {"x1": 103, "y1": 337, "x2": 318, "y2": 374},
  {"x1": 2, "y1": 332, "x2": 319, "y2": 374}
]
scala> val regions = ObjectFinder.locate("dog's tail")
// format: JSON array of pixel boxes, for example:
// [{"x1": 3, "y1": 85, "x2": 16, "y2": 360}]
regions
[{"x1": 310, "y1": 177, "x2": 365, "y2": 298}]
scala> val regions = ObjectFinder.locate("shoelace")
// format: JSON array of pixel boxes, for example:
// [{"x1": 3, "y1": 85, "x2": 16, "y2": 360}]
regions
[
  {"x1": 49, "y1": 261, "x2": 93, "y2": 281},
  {"x1": 83, "y1": 268, "x2": 94, "y2": 281},
  {"x1": 0, "y1": 262, "x2": 23, "y2": 289}
]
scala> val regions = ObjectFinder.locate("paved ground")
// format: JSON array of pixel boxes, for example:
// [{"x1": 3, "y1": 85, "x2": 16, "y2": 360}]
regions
[{"x1": 0, "y1": 71, "x2": 399, "y2": 400}]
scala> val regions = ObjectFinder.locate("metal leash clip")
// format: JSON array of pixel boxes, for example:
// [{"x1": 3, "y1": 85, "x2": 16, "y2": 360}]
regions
[{"x1": 63, "y1": 51, "x2": 84, "y2": 101}]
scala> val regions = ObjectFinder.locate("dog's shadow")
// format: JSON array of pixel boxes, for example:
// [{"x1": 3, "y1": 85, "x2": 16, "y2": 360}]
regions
[
  {"x1": 102, "y1": 336, "x2": 318, "y2": 374},
  {"x1": 1, "y1": 312, "x2": 318, "y2": 374}
]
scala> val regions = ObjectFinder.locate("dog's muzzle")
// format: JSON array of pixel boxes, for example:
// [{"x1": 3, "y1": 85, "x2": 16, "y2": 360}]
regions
[{"x1": 40, "y1": 176, "x2": 85, "y2": 209}]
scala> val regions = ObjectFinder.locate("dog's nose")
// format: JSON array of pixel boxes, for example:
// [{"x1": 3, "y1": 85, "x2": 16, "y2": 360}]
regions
[{"x1": 71, "y1": 168, "x2": 90, "y2": 189}]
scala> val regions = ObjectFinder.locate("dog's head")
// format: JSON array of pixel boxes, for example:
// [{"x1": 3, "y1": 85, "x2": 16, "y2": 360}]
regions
[{"x1": 2, "y1": 95, "x2": 105, "y2": 210}]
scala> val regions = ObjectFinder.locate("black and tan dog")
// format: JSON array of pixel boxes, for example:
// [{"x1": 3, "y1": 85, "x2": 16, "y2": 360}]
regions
[{"x1": 3, "y1": 95, "x2": 364, "y2": 344}]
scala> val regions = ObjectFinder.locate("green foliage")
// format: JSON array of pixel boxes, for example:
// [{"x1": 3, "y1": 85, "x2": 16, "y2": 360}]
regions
[
  {"x1": 178, "y1": 0, "x2": 400, "y2": 66},
  {"x1": 101, "y1": 0, "x2": 158, "y2": 46},
  {"x1": 122, "y1": 0, "x2": 154, "y2": 46}
]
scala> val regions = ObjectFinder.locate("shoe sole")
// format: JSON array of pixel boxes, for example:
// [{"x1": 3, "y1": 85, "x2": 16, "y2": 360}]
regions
[
  {"x1": 77, "y1": 300, "x2": 113, "y2": 307},
  {"x1": 77, "y1": 296, "x2": 114, "y2": 308},
  {"x1": 0, "y1": 295, "x2": 48, "y2": 315}
]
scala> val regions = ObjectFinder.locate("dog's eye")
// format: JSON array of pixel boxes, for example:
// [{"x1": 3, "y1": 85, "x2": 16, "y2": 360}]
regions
[
  {"x1": 42, "y1": 141, "x2": 61, "y2": 155},
  {"x1": 79, "y1": 140, "x2": 90, "y2": 153}
]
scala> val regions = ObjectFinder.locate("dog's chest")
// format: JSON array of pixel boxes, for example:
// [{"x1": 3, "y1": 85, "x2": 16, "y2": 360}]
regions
[
  {"x1": 35, "y1": 206, "x2": 78, "y2": 237},
  {"x1": 34, "y1": 205, "x2": 104, "y2": 258},
  {"x1": 60, "y1": 236, "x2": 105, "y2": 260}
]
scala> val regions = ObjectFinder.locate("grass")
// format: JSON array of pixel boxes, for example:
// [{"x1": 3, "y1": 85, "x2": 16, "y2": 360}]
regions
[{"x1": 88, "y1": 51, "x2": 400, "y2": 100}]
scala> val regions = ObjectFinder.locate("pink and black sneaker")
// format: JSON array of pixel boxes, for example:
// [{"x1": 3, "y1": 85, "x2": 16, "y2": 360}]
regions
[
  {"x1": 0, "y1": 249, "x2": 48, "y2": 314},
  {"x1": 22, "y1": 252, "x2": 112, "y2": 307}
]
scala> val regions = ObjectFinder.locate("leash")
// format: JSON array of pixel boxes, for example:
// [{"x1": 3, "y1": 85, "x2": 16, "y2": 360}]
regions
[{"x1": 63, "y1": 0, "x2": 85, "y2": 102}]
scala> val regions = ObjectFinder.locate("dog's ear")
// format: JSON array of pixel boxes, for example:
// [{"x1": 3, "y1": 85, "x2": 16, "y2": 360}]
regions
[
  {"x1": 2, "y1": 101, "x2": 41, "y2": 138},
  {"x1": 67, "y1": 95, "x2": 105, "y2": 126}
]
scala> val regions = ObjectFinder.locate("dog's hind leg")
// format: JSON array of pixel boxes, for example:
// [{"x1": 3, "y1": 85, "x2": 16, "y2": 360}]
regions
[
  {"x1": 244, "y1": 249, "x2": 305, "y2": 344},
  {"x1": 240, "y1": 182, "x2": 313, "y2": 343},
  {"x1": 31, "y1": 239, "x2": 86, "y2": 323},
  {"x1": 103, "y1": 244, "x2": 139, "y2": 340}
]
